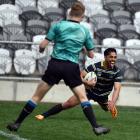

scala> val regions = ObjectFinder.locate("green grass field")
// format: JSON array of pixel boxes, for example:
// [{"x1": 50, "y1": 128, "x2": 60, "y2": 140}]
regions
[{"x1": 0, "y1": 101, "x2": 140, "y2": 140}]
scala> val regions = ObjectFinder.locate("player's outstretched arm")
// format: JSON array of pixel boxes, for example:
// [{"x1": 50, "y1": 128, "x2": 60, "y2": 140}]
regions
[{"x1": 108, "y1": 82, "x2": 121, "y2": 118}]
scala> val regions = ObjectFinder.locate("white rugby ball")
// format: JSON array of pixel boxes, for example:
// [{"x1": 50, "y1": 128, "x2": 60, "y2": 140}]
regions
[{"x1": 84, "y1": 72, "x2": 97, "y2": 81}]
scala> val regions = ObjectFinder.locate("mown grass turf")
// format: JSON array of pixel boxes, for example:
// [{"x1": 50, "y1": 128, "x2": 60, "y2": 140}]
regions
[{"x1": 0, "y1": 101, "x2": 140, "y2": 140}]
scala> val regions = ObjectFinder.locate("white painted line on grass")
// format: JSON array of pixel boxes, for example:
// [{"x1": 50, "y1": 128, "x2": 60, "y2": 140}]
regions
[{"x1": 0, "y1": 130, "x2": 29, "y2": 140}]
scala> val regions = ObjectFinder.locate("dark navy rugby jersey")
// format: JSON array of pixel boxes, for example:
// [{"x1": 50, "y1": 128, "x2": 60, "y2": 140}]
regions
[{"x1": 85, "y1": 61, "x2": 123, "y2": 96}]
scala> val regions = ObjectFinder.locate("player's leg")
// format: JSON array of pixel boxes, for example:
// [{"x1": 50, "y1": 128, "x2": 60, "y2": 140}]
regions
[
  {"x1": 35, "y1": 95, "x2": 80, "y2": 120},
  {"x1": 88, "y1": 93, "x2": 109, "y2": 112},
  {"x1": 98, "y1": 102, "x2": 108, "y2": 111},
  {"x1": 63, "y1": 62, "x2": 110, "y2": 135},
  {"x1": 6, "y1": 59, "x2": 60, "y2": 131},
  {"x1": 7, "y1": 81, "x2": 52, "y2": 131},
  {"x1": 72, "y1": 84, "x2": 110, "y2": 135},
  {"x1": 72, "y1": 85, "x2": 99, "y2": 127}
]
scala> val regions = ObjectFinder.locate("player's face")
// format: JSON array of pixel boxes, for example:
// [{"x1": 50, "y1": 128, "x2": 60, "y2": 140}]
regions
[{"x1": 105, "y1": 52, "x2": 117, "y2": 68}]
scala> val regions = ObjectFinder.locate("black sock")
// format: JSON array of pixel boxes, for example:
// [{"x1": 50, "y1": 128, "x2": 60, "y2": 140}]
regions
[
  {"x1": 81, "y1": 101, "x2": 98, "y2": 128},
  {"x1": 42, "y1": 104, "x2": 63, "y2": 118},
  {"x1": 15, "y1": 100, "x2": 37, "y2": 124}
]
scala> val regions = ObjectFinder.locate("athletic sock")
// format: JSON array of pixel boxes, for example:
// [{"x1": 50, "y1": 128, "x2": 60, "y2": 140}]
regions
[
  {"x1": 81, "y1": 101, "x2": 99, "y2": 128},
  {"x1": 15, "y1": 100, "x2": 37, "y2": 124},
  {"x1": 42, "y1": 104, "x2": 63, "y2": 118}
]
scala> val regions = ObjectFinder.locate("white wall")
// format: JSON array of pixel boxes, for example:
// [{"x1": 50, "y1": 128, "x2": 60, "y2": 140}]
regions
[{"x1": 0, "y1": 80, "x2": 140, "y2": 107}]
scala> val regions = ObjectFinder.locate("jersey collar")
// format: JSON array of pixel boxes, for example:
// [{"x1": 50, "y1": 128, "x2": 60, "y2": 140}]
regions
[
  {"x1": 101, "y1": 61, "x2": 116, "y2": 70},
  {"x1": 67, "y1": 20, "x2": 80, "y2": 23}
]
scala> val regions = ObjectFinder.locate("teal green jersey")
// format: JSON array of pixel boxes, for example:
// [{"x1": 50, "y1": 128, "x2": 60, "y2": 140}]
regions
[{"x1": 46, "y1": 20, "x2": 94, "y2": 64}]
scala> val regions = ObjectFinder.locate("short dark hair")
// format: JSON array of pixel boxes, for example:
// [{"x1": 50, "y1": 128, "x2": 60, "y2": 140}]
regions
[{"x1": 104, "y1": 48, "x2": 117, "y2": 56}]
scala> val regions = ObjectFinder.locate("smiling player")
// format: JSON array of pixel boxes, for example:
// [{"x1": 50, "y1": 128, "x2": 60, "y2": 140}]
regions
[{"x1": 36, "y1": 48, "x2": 122, "y2": 129}]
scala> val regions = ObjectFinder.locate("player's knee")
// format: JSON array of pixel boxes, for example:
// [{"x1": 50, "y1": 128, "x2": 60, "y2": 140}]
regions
[
  {"x1": 62, "y1": 101, "x2": 75, "y2": 109},
  {"x1": 32, "y1": 96, "x2": 42, "y2": 103},
  {"x1": 77, "y1": 93, "x2": 88, "y2": 102}
]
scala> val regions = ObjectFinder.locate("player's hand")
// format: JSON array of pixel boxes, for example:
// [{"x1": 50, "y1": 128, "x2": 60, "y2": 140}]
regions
[
  {"x1": 107, "y1": 100, "x2": 118, "y2": 119},
  {"x1": 107, "y1": 100, "x2": 115, "y2": 111},
  {"x1": 87, "y1": 78, "x2": 96, "y2": 86},
  {"x1": 83, "y1": 78, "x2": 97, "y2": 89},
  {"x1": 39, "y1": 47, "x2": 45, "y2": 53}
]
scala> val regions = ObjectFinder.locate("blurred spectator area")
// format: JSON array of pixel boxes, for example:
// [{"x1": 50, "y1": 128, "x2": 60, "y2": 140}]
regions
[{"x1": 0, "y1": 0, "x2": 140, "y2": 82}]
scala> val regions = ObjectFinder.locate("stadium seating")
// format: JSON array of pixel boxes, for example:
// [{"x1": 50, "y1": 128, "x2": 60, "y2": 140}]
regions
[
  {"x1": 31, "y1": 34, "x2": 46, "y2": 59},
  {"x1": 0, "y1": 4, "x2": 20, "y2": 26},
  {"x1": 116, "y1": 54, "x2": 132, "y2": 79},
  {"x1": 37, "y1": 54, "x2": 49, "y2": 74},
  {"x1": 38, "y1": 0, "x2": 59, "y2": 15},
  {"x1": 31, "y1": 35, "x2": 53, "y2": 74},
  {"x1": 38, "y1": 43, "x2": 53, "y2": 74},
  {"x1": 15, "y1": 0, "x2": 36, "y2": 10},
  {"x1": 85, "y1": 52, "x2": 104, "y2": 68},
  {"x1": 126, "y1": 0, "x2": 140, "y2": 14},
  {"x1": 102, "y1": 38, "x2": 123, "y2": 54},
  {"x1": 3, "y1": 23, "x2": 24, "y2": 41},
  {"x1": 0, "y1": 0, "x2": 15, "y2": 5},
  {"x1": 0, "y1": 21, "x2": 3, "y2": 35},
  {"x1": 19, "y1": 6, "x2": 43, "y2": 24},
  {"x1": 103, "y1": 0, "x2": 125, "y2": 12},
  {"x1": 134, "y1": 11, "x2": 140, "y2": 20},
  {"x1": 83, "y1": 2, "x2": 103, "y2": 17},
  {"x1": 90, "y1": 9, "x2": 110, "y2": 29},
  {"x1": 123, "y1": 65, "x2": 139, "y2": 81},
  {"x1": 8, "y1": 34, "x2": 28, "y2": 56},
  {"x1": 110, "y1": 10, "x2": 132, "y2": 26},
  {"x1": 1, "y1": 34, "x2": 28, "y2": 60},
  {"x1": 0, "y1": 48, "x2": 12, "y2": 74},
  {"x1": 43, "y1": 7, "x2": 65, "y2": 24},
  {"x1": 133, "y1": 54, "x2": 140, "y2": 63},
  {"x1": 0, "y1": 35, "x2": 5, "y2": 49},
  {"x1": 0, "y1": 0, "x2": 139, "y2": 81},
  {"x1": 26, "y1": 19, "x2": 48, "y2": 41},
  {"x1": 96, "y1": 23, "x2": 117, "y2": 44},
  {"x1": 59, "y1": 0, "x2": 78, "y2": 11},
  {"x1": 133, "y1": 55, "x2": 140, "y2": 80},
  {"x1": 14, "y1": 49, "x2": 36, "y2": 75},
  {"x1": 118, "y1": 24, "x2": 139, "y2": 41},
  {"x1": 134, "y1": 11, "x2": 140, "y2": 34},
  {"x1": 125, "y1": 39, "x2": 140, "y2": 63}
]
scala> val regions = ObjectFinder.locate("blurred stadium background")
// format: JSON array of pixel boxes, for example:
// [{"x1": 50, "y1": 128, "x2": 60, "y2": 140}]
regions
[
  {"x1": 0, "y1": 0, "x2": 140, "y2": 106},
  {"x1": 0, "y1": 0, "x2": 140, "y2": 139}
]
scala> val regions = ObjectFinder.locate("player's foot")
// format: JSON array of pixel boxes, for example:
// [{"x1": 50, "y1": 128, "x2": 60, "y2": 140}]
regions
[
  {"x1": 110, "y1": 106, "x2": 118, "y2": 119},
  {"x1": 93, "y1": 126, "x2": 110, "y2": 135},
  {"x1": 35, "y1": 114, "x2": 44, "y2": 120},
  {"x1": 6, "y1": 122, "x2": 20, "y2": 131}
]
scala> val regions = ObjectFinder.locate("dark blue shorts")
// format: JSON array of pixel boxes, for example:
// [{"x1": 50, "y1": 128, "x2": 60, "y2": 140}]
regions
[
  {"x1": 86, "y1": 89, "x2": 109, "y2": 111},
  {"x1": 42, "y1": 58, "x2": 82, "y2": 88},
  {"x1": 86, "y1": 89, "x2": 108, "y2": 103}
]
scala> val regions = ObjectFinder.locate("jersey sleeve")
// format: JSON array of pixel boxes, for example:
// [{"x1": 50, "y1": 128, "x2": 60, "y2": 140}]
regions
[
  {"x1": 45, "y1": 24, "x2": 57, "y2": 41},
  {"x1": 84, "y1": 29, "x2": 94, "y2": 51},
  {"x1": 114, "y1": 69, "x2": 123, "y2": 82}
]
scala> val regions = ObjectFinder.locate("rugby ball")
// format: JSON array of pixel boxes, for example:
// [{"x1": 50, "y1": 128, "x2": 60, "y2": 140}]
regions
[{"x1": 84, "y1": 72, "x2": 97, "y2": 81}]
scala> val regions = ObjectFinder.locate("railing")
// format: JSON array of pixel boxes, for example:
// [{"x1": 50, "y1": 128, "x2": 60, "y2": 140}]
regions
[
  {"x1": 0, "y1": 40, "x2": 140, "y2": 82},
  {"x1": 1, "y1": 40, "x2": 140, "y2": 49}
]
